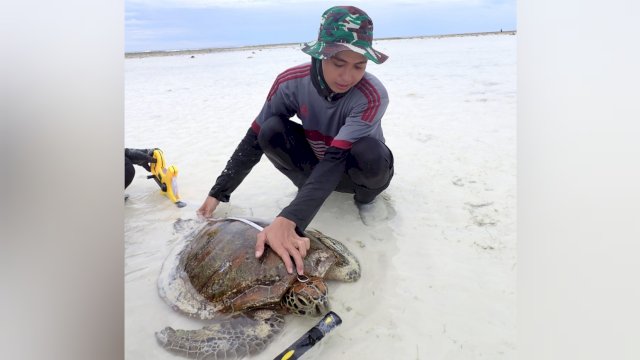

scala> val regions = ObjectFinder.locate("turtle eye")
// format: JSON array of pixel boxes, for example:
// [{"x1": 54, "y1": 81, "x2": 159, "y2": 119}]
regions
[{"x1": 297, "y1": 296, "x2": 310, "y2": 306}]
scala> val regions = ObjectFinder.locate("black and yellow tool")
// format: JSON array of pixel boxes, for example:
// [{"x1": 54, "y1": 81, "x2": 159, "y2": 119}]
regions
[
  {"x1": 148, "y1": 149, "x2": 186, "y2": 208},
  {"x1": 273, "y1": 312, "x2": 342, "y2": 360}
]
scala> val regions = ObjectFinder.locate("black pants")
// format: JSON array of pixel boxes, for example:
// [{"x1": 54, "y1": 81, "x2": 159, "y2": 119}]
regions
[
  {"x1": 257, "y1": 116, "x2": 394, "y2": 204},
  {"x1": 125, "y1": 156, "x2": 135, "y2": 189}
]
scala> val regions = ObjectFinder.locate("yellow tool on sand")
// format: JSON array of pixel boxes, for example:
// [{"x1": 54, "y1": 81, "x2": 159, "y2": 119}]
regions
[{"x1": 148, "y1": 149, "x2": 186, "y2": 208}]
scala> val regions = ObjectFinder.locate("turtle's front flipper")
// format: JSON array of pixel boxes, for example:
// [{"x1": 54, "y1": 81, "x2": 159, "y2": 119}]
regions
[{"x1": 156, "y1": 309, "x2": 284, "y2": 359}]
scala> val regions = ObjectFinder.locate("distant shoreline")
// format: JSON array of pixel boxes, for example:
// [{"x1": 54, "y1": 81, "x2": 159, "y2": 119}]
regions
[{"x1": 125, "y1": 30, "x2": 516, "y2": 59}]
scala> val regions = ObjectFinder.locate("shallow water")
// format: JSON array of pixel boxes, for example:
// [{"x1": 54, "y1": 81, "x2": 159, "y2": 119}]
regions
[{"x1": 125, "y1": 34, "x2": 516, "y2": 359}]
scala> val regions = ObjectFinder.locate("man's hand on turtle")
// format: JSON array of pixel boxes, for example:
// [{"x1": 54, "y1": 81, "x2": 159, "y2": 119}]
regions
[
  {"x1": 197, "y1": 196, "x2": 220, "y2": 218},
  {"x1": 255, "y1": 216, "x2": 310, "y2": 275}
]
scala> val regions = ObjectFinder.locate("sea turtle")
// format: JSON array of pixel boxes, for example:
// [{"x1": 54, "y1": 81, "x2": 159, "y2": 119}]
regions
[{"x1": 156, "y1": 218, "x2": 361, "y2": 359}]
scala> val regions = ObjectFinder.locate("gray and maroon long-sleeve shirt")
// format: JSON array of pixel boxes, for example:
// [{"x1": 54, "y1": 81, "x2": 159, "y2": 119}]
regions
[{"x1": 209, "y1": 61, "x2": 389, "y2": 231}]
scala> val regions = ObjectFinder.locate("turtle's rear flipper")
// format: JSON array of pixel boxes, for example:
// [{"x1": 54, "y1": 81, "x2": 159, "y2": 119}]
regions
[{"x1": 156, "y1": 310, "x2": 284, "y2": 359}]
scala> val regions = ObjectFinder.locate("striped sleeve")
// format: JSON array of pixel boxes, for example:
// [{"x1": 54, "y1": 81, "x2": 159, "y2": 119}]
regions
[
  {"x1": 251, "y1": 64, "x2": 310, "y2": 133},
  {"x1": 331, "y1": 77, "x2": 389, "y2": 149}
]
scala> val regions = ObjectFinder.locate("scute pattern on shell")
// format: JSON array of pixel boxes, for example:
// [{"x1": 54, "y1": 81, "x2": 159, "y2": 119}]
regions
[{"x1": 156, "y1": 218, "x2": 361, "y2": 359}]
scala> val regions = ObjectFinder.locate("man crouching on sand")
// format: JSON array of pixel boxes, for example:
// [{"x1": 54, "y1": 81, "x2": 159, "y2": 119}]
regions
[{"x1": 197, "y1": 6, "x2": 394, "y2": 276}]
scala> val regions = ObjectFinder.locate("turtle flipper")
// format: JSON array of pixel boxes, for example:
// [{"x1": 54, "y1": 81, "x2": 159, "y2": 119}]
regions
[{"x1": 156, "y1": 310, "x2": 284, "y2": 359}]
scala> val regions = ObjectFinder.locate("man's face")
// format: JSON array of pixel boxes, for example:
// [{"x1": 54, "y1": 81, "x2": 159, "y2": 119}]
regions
[{"x1": 321, "y1": 50, "x2": 367, "y2": 93}]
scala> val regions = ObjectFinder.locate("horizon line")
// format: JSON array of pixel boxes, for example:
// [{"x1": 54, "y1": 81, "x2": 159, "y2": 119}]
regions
[{"x1": 125, "y1": 30, "x2": 517, "y2": 59}]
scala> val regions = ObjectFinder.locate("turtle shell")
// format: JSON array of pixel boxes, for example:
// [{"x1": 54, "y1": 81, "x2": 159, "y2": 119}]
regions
[{"x1": 182, "y1": 219, "x2": 338, "y2": 313}]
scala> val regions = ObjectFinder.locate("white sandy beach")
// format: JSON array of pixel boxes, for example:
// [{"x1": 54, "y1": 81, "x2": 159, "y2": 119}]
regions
[{"x1": 125, "y1": 33, "x2": 516, "y2": 359}]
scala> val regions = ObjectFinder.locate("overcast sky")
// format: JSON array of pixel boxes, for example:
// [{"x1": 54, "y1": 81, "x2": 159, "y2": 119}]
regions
[{"x1": 125, "y1": 0, "x2": 516, "y2": 52}]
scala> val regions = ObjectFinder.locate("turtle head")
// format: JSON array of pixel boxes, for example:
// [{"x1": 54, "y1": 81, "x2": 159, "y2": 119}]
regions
[{"x1": 281, "y1": 276, "x2": 329, "y2": 316}]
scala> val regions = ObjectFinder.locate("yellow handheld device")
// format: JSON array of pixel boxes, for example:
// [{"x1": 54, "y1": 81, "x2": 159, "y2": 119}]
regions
[
  {"x1": 148, "y1": 149, "x2": 186, "y2": 208},
  {"x1": 273, "y1": 312, "x2": 342, "y2": 360}
]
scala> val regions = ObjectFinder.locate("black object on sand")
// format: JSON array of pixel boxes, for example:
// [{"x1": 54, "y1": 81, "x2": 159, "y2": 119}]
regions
[{"x1": 273, "y1": 311, "x2": 342, "y2": 360}]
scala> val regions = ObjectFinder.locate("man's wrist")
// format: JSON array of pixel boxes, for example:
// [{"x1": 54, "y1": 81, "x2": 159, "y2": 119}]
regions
[
  {"x1": 275, "y1": 215, "x2": 306, "y2": 237},
  {"x1": 208, "y1": 189, "x2": 229, "y2": 202},
  {"x1": 275, "y1": 216, "x2": 295, "y2": 226}
]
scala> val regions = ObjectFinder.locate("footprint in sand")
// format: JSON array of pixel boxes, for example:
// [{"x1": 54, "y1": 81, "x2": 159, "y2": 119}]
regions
[
  {"x1": 464, "y1": 201, "x2": 498, "y2": 227},
  {"x1": 358, "y1": 193, "x2": 396, "y2": 226}
]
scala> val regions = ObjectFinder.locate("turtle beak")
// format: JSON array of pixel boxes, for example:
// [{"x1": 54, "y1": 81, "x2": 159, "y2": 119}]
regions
[{"x1": 314, "y1": 297, "x2": 329, "y2": 316}]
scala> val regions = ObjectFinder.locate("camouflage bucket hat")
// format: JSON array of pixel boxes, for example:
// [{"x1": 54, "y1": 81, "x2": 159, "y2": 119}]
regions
[{"x1": 301, "y1": 6, "x2": 388, "y2": 64}]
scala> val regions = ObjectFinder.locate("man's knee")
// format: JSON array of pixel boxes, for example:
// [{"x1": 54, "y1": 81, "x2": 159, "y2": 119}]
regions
[
  {"x1": 347, "y1": 137, "x2": 393, "y2": 189},
  {"x1": 257, "y1": 116, "x2": 287, "y2": 150},
  {"x1": 350, "y1": 137, "x2": 392, "y2": 171}
]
